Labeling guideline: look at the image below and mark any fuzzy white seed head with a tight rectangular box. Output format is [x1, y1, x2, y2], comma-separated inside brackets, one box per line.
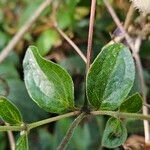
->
[130, 0, 150, 14]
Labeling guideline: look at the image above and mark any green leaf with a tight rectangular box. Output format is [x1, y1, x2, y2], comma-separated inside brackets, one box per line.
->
[7, 79, 49, 122]
[86, 43, 135, 110]
[119, 93, 142, 113]
[16, 132, 29, 150]
[36, 29, 61, 56]
[0, 96, 22, 125]
[102, 117, 127, 148]
[23, 46, 75, 114]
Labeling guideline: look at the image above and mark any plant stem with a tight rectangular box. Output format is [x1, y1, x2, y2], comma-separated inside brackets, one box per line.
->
[57, 112, 85, 150]
[83, 0, 97, 110]
[103, 0, 135, 51]
[144, 103, 150, 108]
[0, 125, 25, 132]
[28, 111, 80, 130]
[1, 111, 150, 132]
[86, 0, 96, 71]
[6, 123, 15, 150]
[55, 26, 87, 63]
[124, 4, 134, 30]
[134, 36, 150, 142]
[91, 111, 150, 121]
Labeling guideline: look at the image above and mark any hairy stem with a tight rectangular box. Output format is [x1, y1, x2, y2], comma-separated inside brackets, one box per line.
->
[0, 125, 26, 132]
[28, 111, 80, 130]
[55, 26, 87, 63]
[57, 112, 85, 150]
[1, 111, 150, 132]
[91, 111, 150, 121]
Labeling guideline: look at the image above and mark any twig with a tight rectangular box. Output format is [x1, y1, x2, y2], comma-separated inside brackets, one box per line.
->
[124, 4, 135, 30]
[0, 0, 53, 64]
[86, 0, 97, 71]
[6, 123, 15, 150]
[7, 131, 15, 150]
[55, 26, 87, 63]
[28, 111, 80, 130]
[57, 112, 86, 150]
[144, 103, 150, 108]
[1, 110, 150, 132]
[103, 0, 150, 143]
[51, 1, 87, 63]
[83, 0, 97, 110]
[134, 37, 150, 142]
[91, 111, 150, 121]
[103, 0, 135, 51]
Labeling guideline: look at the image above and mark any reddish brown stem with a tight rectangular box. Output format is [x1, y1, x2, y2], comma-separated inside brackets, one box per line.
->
[86, 0, 97, 71]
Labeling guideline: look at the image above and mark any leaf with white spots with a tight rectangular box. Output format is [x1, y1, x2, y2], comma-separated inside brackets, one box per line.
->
[23, 46, 75, 114]
[86, 43, 135, 110]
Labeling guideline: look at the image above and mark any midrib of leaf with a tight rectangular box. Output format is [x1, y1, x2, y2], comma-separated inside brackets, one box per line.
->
[102, 53, 124, 100]
[29, 50, 71, 109]
[29, 52, 55, 99]
[2, 109, 19, 123]
[38, 56, 71, 108]
[90, 46, 120, 108]
[102, 49, 134, 105]
[7, 105, 19, 123]
[1, 105, 20, 124]
[50, 69, 69, 106]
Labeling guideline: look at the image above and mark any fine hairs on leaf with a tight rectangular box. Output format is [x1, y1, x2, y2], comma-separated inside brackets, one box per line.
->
[102, 117, 127, 148]
[119, 93, 143, 113]
[86, 43, 135, 110]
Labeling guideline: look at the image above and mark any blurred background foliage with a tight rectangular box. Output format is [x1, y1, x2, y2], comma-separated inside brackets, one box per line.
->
[0, 0, 149, 149]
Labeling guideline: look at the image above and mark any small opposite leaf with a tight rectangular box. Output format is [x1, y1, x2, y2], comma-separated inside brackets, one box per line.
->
[102, 117, 127, 148]
[16, 132, 29, 150]
[119, 93, 142, 113]
[23, 46, 74, 114]
[0, 96, 22, 125]
[86, 43, 135, 110]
